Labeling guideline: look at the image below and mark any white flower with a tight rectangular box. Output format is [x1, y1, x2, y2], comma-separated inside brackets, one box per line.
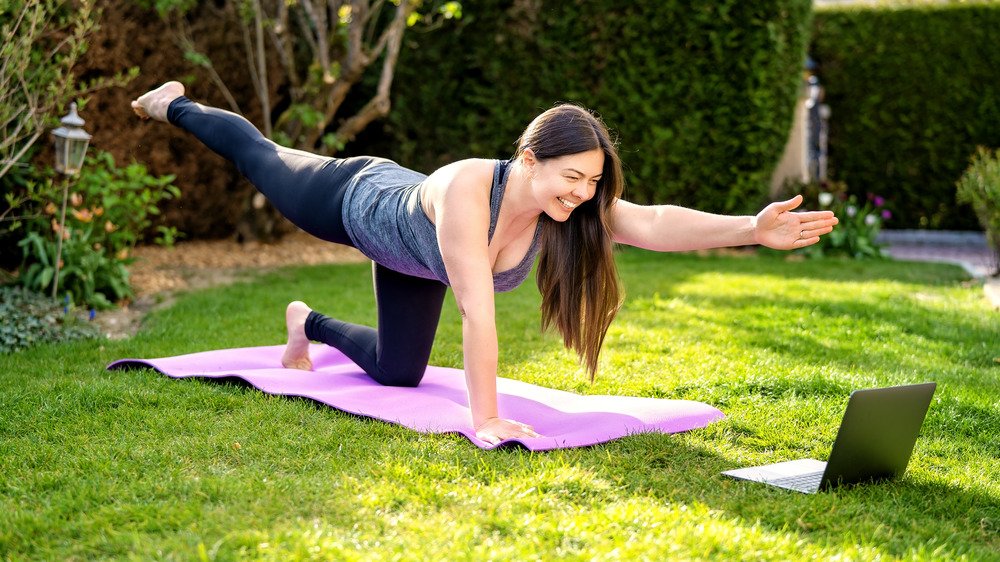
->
[846, 205, 857, 217]
[865, 214, 877, 226]
[818, 192, 834, 207]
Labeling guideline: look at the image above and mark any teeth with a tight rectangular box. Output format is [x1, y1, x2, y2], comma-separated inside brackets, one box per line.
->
[558, 197, 578, 209]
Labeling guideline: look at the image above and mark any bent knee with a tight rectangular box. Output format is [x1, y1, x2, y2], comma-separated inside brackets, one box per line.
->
[374, 366, 425, 388]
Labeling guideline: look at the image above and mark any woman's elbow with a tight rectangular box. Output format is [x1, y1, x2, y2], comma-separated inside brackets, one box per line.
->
[457, 302, 495, 326]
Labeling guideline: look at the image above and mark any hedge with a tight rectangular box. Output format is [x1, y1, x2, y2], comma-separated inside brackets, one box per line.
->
[356, 0, 812, 215]
[812, 1, 1000, 230]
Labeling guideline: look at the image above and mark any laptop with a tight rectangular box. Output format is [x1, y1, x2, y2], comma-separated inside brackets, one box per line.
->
[722, 382, 936, 493]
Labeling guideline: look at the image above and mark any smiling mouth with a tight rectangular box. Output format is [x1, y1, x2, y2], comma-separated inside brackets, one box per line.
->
[557, 197, 578, 210]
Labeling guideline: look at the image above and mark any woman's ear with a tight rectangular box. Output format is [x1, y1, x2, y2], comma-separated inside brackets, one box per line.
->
[521, 148, 537, 170]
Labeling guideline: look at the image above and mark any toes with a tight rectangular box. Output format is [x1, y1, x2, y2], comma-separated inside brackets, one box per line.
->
[130, 101, 149, 119]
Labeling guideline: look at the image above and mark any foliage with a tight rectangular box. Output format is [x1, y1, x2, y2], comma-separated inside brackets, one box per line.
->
[1, 254, 997, 559]
[360, 0, 812, 216]
[0, 0, 137, 269]
[785, 179, 891, 259]
[0, 285, 98, 354]
[811, 1, 1000, 229]
[956, 146, 1000, 262]
[0, 0, 137, 185]
[136, 0, 462, 241]
[13, 151, 180, 309]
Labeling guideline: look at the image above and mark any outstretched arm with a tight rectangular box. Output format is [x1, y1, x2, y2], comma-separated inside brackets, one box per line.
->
[611, 195, 838, 252]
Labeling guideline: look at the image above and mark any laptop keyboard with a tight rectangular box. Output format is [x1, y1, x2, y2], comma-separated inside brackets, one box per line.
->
[768, 471, 824, 493]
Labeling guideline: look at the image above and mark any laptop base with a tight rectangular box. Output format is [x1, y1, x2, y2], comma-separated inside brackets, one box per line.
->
[723, 459, 827, 494]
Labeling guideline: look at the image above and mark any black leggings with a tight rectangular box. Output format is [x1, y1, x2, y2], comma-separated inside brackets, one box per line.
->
[168, 97, 446, 387]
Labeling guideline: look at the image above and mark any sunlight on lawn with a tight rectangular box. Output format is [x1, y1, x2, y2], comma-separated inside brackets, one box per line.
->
[2, 252, 997, 560]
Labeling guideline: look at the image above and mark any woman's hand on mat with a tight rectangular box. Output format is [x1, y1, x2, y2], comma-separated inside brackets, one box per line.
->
[475, 417, 541, 445]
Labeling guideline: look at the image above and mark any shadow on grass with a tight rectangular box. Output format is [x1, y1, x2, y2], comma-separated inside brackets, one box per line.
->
[569, 434, 1000, 559]
[77, 253, 995, 557]
[143, 371, 999, 559]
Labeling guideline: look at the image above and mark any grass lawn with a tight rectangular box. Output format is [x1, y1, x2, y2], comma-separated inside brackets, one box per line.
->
[2, 249, 998, 560]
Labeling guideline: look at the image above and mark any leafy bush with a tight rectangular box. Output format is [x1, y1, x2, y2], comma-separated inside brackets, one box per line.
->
[812, 2, 1000, 229]
[785, 179, 891, 259]
[0, 0, 136, 184]
[956, 147, 1000, 261]
[0, 285, 98, 354]
[12, 151, 180, 309]
[1, 0, 135, 268]
[360, 0, 812, 215]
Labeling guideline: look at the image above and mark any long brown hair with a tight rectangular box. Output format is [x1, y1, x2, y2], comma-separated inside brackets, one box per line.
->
[514, 104, 625, 380]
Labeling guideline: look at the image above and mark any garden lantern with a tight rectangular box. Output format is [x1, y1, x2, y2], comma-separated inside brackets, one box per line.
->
[50, 102, 91, 299]
[51, 103, 91, 176]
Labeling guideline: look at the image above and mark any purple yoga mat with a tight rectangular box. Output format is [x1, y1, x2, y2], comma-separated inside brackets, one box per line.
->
[108, 344, 724, 451]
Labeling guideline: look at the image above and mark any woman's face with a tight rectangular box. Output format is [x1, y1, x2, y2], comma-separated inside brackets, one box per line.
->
[526, 148, 605, 222]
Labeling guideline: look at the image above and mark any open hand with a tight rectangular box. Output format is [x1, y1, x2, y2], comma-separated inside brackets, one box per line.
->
[475, 417, 541, 445]
[754, 195, 839, 250]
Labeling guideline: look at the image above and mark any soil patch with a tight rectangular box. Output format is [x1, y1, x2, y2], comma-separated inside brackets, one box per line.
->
[95, 232, 367, 340]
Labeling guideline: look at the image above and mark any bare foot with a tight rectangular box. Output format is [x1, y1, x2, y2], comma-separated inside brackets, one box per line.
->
[281, 301, 313, 371]
[131, 81, 185, 122]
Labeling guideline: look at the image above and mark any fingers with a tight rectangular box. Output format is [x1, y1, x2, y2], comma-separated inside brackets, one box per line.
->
[475, 418, 542, 446]
[794, 210, 838, 222]
[519, 423, 541, 438]
[775, 194, 803, 212]
[794, 236, 822, 248]
[799, 223, 836, 239]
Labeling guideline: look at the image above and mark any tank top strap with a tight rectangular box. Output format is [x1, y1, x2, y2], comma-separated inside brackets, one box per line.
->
[487, 159, 511, 243]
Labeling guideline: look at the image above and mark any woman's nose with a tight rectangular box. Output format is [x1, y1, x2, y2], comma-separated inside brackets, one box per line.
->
[572, 185, 592, 201]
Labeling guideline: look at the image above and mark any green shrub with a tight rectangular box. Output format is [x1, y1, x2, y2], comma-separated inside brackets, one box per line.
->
[0, 0, 136, 185]
[0, 285, 98, 354]
[811, 1, 1000, 229]
[359, 0, 811, 215]
[782, 179, 890, 259]
[13, 151, 180, 309]
[956, 147, 1000, 257]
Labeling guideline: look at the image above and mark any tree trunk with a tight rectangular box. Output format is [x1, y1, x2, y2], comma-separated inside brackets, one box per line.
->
[163, 0, 434, 243]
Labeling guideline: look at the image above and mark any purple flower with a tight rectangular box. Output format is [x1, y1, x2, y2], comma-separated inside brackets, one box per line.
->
[881, 210, 892, 220]
[874, 196, 885, 207]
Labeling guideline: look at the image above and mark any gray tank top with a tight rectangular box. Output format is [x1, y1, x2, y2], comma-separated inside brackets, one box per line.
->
[342, 159, 543, 292]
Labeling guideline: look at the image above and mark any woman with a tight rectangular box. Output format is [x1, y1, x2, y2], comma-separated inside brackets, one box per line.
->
[132, 82, 838, 445]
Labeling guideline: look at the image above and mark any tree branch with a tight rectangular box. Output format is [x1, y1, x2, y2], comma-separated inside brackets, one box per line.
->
[300, 0, 332, 83]
[267, 0, 300, 96]
[0, 130, 41, 181]
[252, 0, 271, 137]
[364, 0, 387, 48]
[345, 0, 370, 76]
[330, 0, 411, 147]
[171, 18, 243, 114]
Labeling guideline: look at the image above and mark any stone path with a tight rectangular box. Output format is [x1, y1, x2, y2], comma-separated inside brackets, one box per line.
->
[879, 230, 996, 278]
[878, 230, 998, 310]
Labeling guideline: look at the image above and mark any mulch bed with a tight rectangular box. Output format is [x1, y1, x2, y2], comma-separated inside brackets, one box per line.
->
[95, 231, 367, 340]
[129, 231, 367, 297]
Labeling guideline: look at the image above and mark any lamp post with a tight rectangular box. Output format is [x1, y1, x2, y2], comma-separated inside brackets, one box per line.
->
[51, 102, 92, 299]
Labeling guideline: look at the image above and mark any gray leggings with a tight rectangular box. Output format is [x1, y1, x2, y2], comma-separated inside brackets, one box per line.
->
[168, 97, 445, 386]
